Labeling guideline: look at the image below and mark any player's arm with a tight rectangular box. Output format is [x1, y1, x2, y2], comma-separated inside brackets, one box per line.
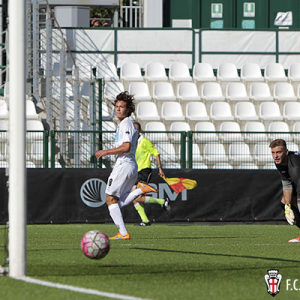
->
[282, 180, 295, 225]
[155, 154, 165, 177]
[281, 178, 293, 204]
[95, 142, 131, 159]
[282, 189, 293, 205]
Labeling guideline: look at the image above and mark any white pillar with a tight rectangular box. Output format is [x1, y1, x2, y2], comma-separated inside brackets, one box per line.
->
[8, 0, 27, 277]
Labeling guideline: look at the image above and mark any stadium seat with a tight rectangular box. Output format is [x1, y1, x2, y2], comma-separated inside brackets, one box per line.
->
[66, 100, 84, 121]
[212, 163, 233, 169]
[52, 62, 60, 77]
[120, 62, 143, 82]
[228, 142, 253, 164]
[136, 102, 160, 121]
[176, 82, 200, 101]
[249, 82, 274, 102]
[0, 100, 8, 119]
[128, 82, 152, 101]
[237, 163, 259, 170]
[264, 63, 287, 82]
[80, 81, 91, 100]
[240, 63, 264, 82]
[189, 144, 203, 163]
[0, 160, 8, 168]
[73, 63, 94, 80]
[169, 62, 192, 82]
[234, 102, 259, 121]
[292, 122, 300, 143]
[26, 120, 44, 140]
[186, 102, 209, 121]
[203, 143, 228, 163]
[259, 102, 283, 121]
[101, 102, 112, 121]
[286, 142, 299, 152]
[144, 62, 168, 82]
[154, 142, 178, 163]
[244, 121, 267, 142]
[200, 82, 225, 102]
[178, 143, 203, 166]
[225, 82, 249, 102]
[169, 121, 191, 141]
[253, 143, 273, 165]
[193, 162, 208, 169]
[263, 163, 276, 170]
[297, 85, 300, 100]
[217, 63, 240, 82]
[273, 82, 297, 102]
[194, 121, 218, 142]
[219, 121, 243, 142]
[161, 102, 185, 121]
[144, 121, 169, 142]
[268, 121, 293, 141]
[193, 62, 216, 82]
[288, 63, 300, 83]
[210, 102, 234, 121]
[26, 100, 39, 120]
[153, 82, 176, 101]
[26, 161, 36, 168]
[96, 62, 119, 81]
[29, 140, 45, 165]
[103, 81, 125, 101]
[102, 121, 116, 142]
[283, 102, 300, 121]
[0, 142, 6, 161]
[0, 119, 8, 142]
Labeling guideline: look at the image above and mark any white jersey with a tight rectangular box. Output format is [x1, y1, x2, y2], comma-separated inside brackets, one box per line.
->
[114, 117, 138, 166]
[105, 117, 138, 198]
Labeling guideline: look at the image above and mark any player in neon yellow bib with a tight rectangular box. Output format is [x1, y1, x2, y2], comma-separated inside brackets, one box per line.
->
[133, 122, 170, 226]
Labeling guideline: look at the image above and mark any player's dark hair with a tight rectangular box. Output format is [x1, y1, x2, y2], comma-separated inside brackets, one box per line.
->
[114, 91, 135, 116]
[133, 121, 141, 133]
[269, 139, 287, 149]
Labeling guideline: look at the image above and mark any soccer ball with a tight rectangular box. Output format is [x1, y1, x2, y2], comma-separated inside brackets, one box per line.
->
[81, 230, 110, 259]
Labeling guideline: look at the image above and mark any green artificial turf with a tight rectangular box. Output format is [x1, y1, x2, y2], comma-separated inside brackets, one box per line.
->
[1, 224, 300, 300]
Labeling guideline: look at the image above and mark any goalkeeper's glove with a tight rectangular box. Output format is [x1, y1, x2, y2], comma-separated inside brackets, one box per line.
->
[285, 204, 295, 225]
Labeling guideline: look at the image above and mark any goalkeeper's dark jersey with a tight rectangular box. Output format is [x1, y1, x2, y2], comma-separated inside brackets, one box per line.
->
[275, 151, 300, 198]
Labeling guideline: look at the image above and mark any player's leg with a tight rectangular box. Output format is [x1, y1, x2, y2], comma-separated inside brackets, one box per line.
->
[106, 195, 130, 239]
[144, 195, 171, 211]
[105, 164, 134, 240]
[133, 169, 152, 225]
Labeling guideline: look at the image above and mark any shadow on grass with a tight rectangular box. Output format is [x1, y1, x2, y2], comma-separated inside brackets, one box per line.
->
[28, 246, 300, 277]
[134, 247, 300, 264]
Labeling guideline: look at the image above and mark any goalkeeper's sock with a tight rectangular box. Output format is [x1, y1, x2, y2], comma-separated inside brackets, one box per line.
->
[145, 196, 164, 206]
[134, 203, 150, 223]
[108, 203, 127, 235]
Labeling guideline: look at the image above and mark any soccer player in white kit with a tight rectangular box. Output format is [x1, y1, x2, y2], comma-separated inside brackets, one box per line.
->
[95, 92, 157, 240]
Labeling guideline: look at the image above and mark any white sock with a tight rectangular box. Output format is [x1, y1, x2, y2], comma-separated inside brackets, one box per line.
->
[108, 203, 127, 235]
[119, 188, 142, 208]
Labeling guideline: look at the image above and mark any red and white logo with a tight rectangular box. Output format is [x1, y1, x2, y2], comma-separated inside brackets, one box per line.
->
[265, 270, 282, 296]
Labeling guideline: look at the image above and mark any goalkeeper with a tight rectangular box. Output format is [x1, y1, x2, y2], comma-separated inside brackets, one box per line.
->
[270, 139, 300, 242]
[133, 122, 170, 226]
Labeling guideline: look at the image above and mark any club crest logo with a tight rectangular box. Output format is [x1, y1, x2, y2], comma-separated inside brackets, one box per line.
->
[264, 270, 282, 297]
[80, 178, 106, 208]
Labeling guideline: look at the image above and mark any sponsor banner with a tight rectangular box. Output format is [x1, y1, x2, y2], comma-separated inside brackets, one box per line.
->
[0, 169, 284, 224]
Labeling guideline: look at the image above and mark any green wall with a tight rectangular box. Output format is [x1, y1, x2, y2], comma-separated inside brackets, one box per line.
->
[168, 0, 300, 29]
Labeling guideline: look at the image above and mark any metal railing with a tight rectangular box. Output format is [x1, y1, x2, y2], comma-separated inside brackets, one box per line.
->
[0, 130, 297, 169]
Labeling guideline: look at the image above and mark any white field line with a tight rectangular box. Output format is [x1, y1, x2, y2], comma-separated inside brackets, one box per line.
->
[14, 276, 150, 300]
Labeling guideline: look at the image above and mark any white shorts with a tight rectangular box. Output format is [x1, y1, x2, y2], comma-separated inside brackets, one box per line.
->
[105, 161, 138, 200]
